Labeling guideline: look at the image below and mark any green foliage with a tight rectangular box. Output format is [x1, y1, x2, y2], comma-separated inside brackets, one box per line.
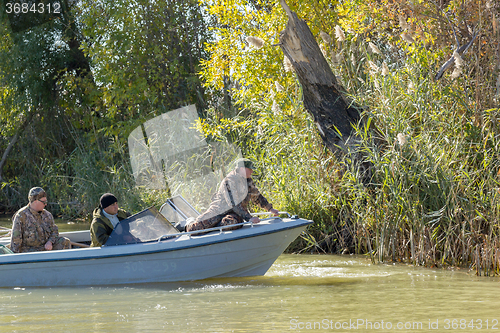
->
[199, 0, 500, 273]
[0, 8, 65, 136]
[0, 0, 211, 217]
[77, 0, 210, 135]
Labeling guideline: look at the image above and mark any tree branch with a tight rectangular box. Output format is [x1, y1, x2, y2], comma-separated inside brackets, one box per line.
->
[435, 29, 479, 80]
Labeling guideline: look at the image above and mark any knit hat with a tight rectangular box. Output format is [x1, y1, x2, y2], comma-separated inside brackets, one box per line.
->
[28, 187, 46, 202]
[233, 158, 255, 170]
[100, 193, 118, 209]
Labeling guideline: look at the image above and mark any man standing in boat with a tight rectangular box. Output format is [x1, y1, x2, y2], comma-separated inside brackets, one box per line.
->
[90, 193, 131, 247]
[186, 158, 279, 232]
[10, 187, 71, 253]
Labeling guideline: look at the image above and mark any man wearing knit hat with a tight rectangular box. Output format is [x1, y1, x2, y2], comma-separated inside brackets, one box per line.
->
[186, 158, 279, 232]
[90, 193, 131, 247]
[10, 187, 71, 253]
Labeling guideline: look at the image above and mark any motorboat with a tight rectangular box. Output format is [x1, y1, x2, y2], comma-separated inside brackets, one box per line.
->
[0, 196, 312, 287]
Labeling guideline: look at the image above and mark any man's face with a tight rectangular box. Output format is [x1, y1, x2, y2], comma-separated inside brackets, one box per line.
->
[243, 167, 253, 178]
[104, 202, 119, 215]
[31, 196, 48, 211]
[237, 166, 253, 178]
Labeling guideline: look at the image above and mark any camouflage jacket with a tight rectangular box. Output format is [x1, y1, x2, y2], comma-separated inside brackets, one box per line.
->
[197, 170, 273, 222]
[90, 207, 130, 247]
[10, 205, 59, 253]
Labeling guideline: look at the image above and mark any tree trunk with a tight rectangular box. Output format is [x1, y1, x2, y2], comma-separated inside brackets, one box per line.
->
[278, 0, 377, 182]
[0, 112, 33, 184]
[0, 133, 19, 183]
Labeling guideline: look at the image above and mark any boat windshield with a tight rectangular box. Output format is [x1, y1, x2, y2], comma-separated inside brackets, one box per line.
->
[0, 244, 13, 255]
[104, 207, 179, 246]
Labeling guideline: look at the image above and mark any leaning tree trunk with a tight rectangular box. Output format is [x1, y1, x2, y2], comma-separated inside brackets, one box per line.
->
[0, 112, 34, 184]
[278, 0, 378, 183]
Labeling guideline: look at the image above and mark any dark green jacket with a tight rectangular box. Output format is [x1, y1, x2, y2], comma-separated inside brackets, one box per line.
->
[90, 207, 130, 247]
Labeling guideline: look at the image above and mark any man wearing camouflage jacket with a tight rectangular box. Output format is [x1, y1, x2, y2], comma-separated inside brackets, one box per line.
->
[10, 187, 71, 253]
[186, 158, 279, 232]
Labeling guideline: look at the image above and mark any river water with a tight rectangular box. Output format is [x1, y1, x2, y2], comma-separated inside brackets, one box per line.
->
[1, 216, 499, 332]
[1, 253, 499, 332]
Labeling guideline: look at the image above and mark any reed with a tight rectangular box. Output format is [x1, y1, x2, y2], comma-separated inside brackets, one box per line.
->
[201, 33, 500, 275]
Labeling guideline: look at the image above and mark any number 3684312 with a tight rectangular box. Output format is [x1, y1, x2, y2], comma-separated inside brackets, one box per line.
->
[5, 2, 61, 14]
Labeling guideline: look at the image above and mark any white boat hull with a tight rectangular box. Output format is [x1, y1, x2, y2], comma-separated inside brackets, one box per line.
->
[0, 218, 312, 287]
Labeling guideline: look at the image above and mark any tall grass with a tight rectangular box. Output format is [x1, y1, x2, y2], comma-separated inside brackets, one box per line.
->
[202, 35, 500, 275]
[347, 46, 500, 275]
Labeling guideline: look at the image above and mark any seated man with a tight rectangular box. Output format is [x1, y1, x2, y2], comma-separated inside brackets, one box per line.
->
[10, 187, 71, 253]
[186, 158, 279, 232]
[90, 193, 131, 247]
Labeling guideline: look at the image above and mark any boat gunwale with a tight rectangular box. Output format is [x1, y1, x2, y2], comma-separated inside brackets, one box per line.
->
[0, 218, 313, 266]
[155, 215, 282, 241]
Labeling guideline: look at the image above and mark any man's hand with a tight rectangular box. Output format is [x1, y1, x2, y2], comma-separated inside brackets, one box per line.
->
[269, 208, 279, 216]
[44, 240, 53, 251]
[249, 217, 261, 224]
